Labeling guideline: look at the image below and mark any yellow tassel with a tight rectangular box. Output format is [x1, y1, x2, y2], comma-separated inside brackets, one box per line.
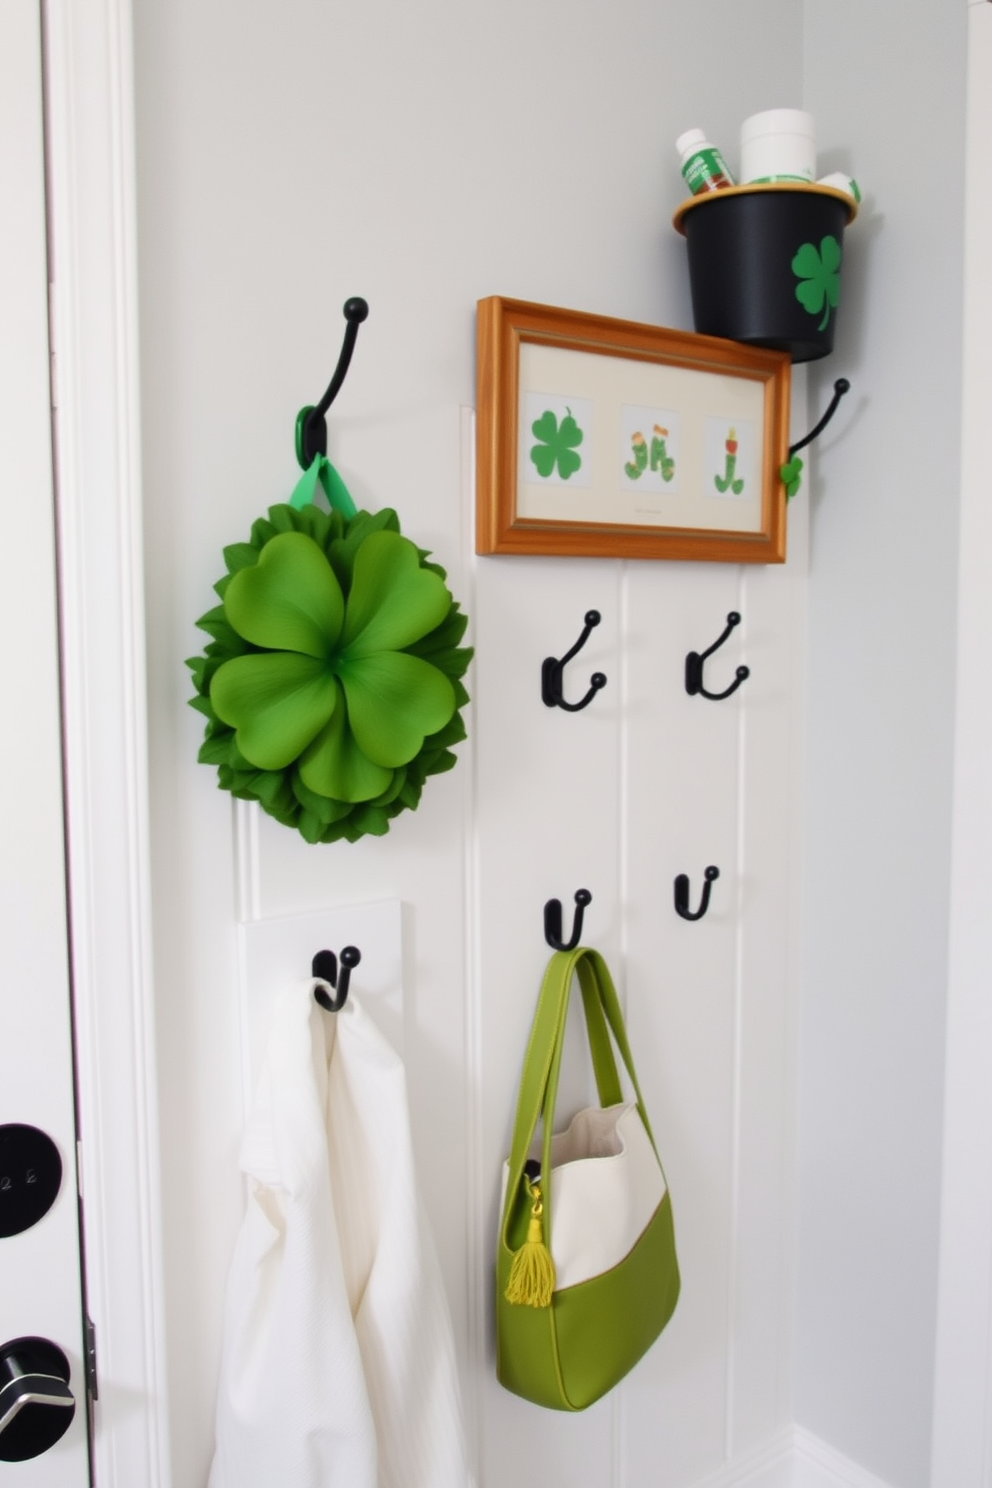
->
[505, 1183, 556, 1308]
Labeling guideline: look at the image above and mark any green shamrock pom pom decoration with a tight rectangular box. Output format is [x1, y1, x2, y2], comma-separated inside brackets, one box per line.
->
[780, 455, 803, 499]
[187, 427, 472, 845]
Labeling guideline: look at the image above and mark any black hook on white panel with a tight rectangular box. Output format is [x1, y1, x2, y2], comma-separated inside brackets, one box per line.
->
[674, 866, 719, 922]
[544, 889, 592, 951]
[542, 611, 607, 712]
[312, 946, 362, 1011]
[685, 612, 749, 701]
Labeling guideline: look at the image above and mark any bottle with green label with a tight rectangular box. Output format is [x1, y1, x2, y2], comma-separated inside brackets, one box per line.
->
[676, 128, 735, 196]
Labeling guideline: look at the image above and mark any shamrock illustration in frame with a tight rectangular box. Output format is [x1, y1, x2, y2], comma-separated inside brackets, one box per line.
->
[477, 297, 791, 563]
[520, 393, 594, 490]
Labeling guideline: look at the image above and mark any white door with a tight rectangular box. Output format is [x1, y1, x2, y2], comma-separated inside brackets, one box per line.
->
[0, 0, 90, 1481]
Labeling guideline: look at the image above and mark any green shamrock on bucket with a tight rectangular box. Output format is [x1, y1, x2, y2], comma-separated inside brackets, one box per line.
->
[187, 501, 472, 844]
[530, 408, 583, 480]
[792, 235, 842, 331]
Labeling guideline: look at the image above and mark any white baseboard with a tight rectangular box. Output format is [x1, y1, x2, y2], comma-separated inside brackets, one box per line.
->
[792, 1429, 894, 1488]
[687, 1429, 794, 1488]
[686, 1427, 894, 1488]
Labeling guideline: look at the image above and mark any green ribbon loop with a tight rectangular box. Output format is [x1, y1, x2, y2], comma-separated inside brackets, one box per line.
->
[289, 456, 358, 519]
[291, 404, 358, 519]
[318, 458, 358, 519]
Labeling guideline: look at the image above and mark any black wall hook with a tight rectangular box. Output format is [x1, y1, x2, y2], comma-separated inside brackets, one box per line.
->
[674, 866, 719, 921]
[685, 613, 749, 700]
[299, 297, 370, 467]
[312, 945, 362, 1011]
[789, 377, 850, 459]
[544, 889, 592, 951]
[542, 611, 607, 712]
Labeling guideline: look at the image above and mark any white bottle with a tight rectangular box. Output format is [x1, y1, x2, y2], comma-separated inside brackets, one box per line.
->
[675, 129, 735, 196]
[740, 109, 816, 184]
[817, 171, 861, 204]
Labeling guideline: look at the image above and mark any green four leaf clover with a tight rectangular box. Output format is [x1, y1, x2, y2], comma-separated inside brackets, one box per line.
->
[530, 407, 583, 480]
[792, 235, 842, 331]
[209, 529, 456, 804]
[187, 500, 473, 846]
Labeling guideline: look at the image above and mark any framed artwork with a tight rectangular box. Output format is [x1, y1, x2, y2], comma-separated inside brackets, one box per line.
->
[476, 297, 792, 563]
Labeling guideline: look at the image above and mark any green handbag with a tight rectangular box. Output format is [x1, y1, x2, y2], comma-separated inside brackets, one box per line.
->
[496, 946, 680, 1410]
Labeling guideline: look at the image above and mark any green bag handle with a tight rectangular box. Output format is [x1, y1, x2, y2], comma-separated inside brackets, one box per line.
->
[501, 947, 660, 1256]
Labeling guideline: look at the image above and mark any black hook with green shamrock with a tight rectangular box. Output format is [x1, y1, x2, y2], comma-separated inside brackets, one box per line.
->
[779, 377, 851, 499]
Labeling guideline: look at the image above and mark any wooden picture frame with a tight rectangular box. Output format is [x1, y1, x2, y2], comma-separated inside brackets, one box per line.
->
[476, 296, 792, 563]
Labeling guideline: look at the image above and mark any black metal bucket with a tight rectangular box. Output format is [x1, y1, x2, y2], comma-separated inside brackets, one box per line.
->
[674, 184, 856, 363]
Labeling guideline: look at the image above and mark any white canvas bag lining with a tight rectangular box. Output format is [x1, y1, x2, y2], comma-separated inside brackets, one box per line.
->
[501, 1102, 666, 1291]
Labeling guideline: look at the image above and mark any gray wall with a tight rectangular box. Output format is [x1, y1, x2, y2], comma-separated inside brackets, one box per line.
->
[796, 4, 967, 1484]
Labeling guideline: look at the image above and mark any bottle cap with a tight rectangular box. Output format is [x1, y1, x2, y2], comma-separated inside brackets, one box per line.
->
[741, 108, 815, 142]
[675, 129, 707, 157]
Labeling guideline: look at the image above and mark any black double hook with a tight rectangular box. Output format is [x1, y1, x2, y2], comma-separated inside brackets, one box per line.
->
[544, 889, 592, 951]
[788, 377, 851, 459]
[542, 611, 607, 712]
[298, 297, 370, 468]
[674, 866, 719, 921]
[685, 613, 749, 701]
[312, 945, 362, 1012]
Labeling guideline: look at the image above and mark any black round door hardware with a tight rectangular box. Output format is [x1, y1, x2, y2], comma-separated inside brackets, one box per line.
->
[542, 611, 607, 712]
[685, 612, 750, 701]
[544, 889, 592, 951]
[0, 1337, 75, 1461]
[674, 865, 720, 921]
[0, 1125, 62, 1239]
[312, 945, 362, 1012]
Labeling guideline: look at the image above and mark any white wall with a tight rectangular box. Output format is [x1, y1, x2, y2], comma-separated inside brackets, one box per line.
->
[932, 9, 992, 1486]
[796, 5, 967, 1486]
[133, 3, 808, 1486]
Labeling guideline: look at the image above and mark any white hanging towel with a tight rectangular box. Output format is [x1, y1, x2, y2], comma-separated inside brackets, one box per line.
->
[209, 980, 471, 1488]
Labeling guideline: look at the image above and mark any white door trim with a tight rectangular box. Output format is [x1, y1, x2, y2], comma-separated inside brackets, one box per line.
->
[34, 4, 992, 1486]
[931, 5, 992, 1487]
[44, 0, 170, 1482]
